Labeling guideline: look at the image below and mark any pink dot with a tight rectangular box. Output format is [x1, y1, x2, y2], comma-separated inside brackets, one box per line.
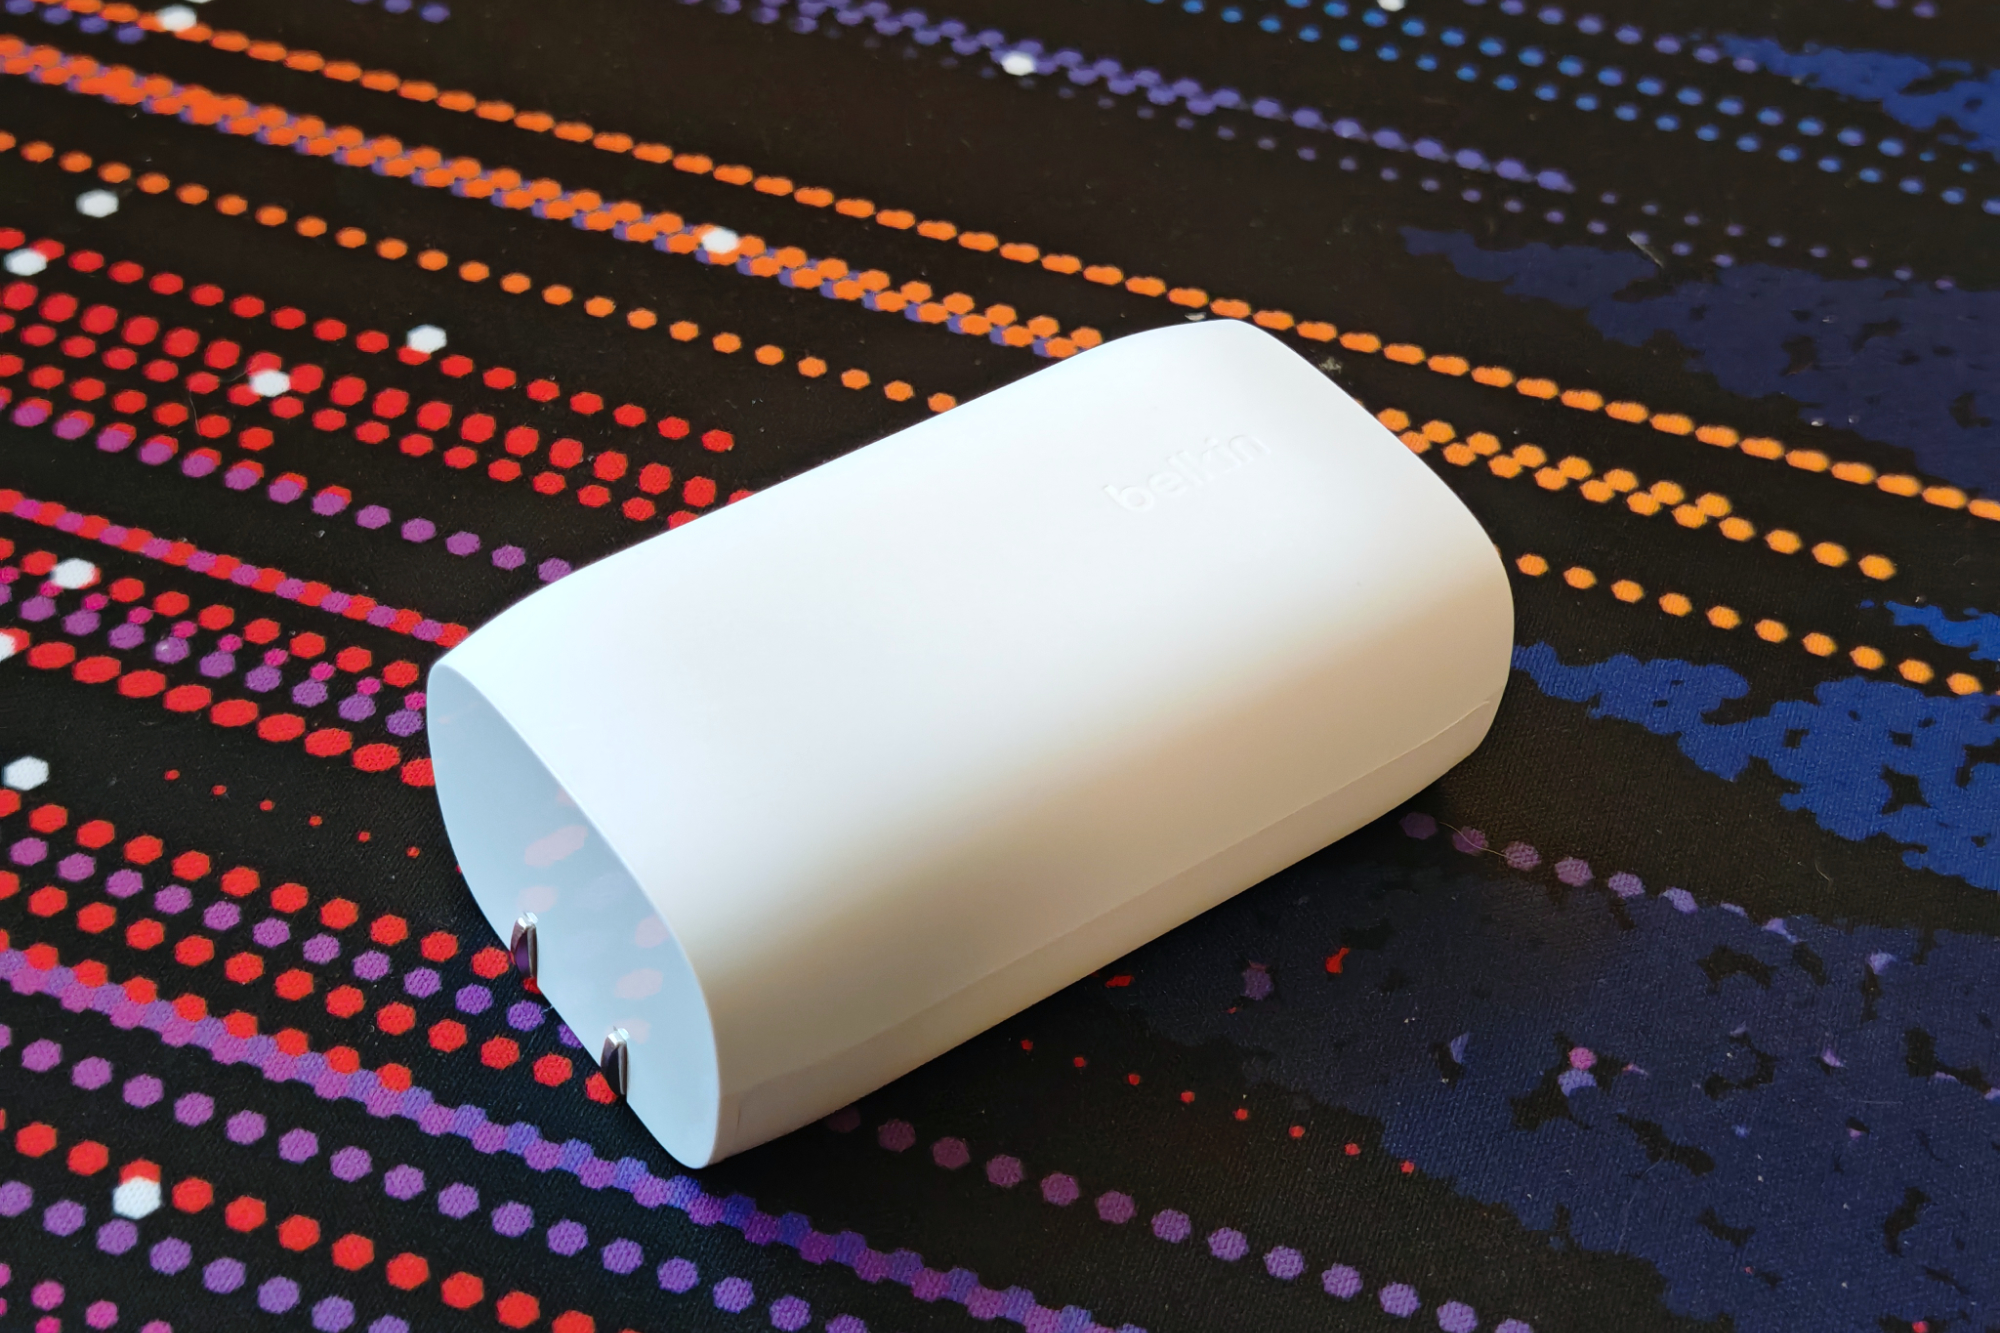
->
[1569, 1047, 1596, 1071]
[985, 1155, 1023, 1188]
[1451, 828, 1487, 854]
[1040, 1173, 1080, 1207]
[931, 1137, 970, 1170]
[1398, 812, 1436, 839]
[876, 1121, 915, 1153]
[87, 1300, 119, 1329]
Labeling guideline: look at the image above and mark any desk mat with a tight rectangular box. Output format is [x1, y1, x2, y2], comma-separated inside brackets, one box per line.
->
[0, 0, 1995, 1329]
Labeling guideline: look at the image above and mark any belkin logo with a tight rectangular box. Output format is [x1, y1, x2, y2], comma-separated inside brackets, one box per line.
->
[1104, 435, 1272, 511]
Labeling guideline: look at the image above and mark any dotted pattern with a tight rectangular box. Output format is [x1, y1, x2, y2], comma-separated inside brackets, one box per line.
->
[837, 1108, 1536, 1332]
[1118, 0, 1992, 210]
[0, 943, 1138, 1333]
[0, 230, 739, 526]
[0, 39, 960, 413]
[104, 7, 2000, 511]
[1512, 551, 1989, 696]
[1381, 408, 1904, 578]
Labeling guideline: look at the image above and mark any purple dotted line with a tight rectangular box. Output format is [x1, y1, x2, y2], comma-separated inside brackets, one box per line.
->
[13, 1029, 849, 1333]
[756, 0, 1578, 194]
[0, 1179, 389, 1332]
[1, 949, 1141, 1333]
[0, 476, 461, 643]
[0, 383, 573, 588]
[852, 1111, 1528, 1332]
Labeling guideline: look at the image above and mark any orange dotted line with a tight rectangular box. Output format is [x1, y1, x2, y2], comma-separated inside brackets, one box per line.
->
[0, 48, 960, 412]
[1514, 553, 1989, 696]
[118, 1, 2000, 519]
[1381, 409, 1897, 581]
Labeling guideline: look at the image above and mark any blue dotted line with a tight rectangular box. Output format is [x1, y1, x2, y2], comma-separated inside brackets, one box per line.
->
[1139, 0, 1996, 212]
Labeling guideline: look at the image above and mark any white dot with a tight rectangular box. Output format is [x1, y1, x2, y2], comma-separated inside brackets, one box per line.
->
[113, 1177, 162, 1220]
[76, 190, 120, 219]
[1000, 51, 1037, 76]
[4, 756, 50, 791]
[405, 324, 448, 354]
[3, 248, 48, 277]
[50, 558, 99, 590]
[1378, 0, 1405, 9]
[249, 368, 293, 397]
[156, 4, 197, 29]
[699, 226, 740, 254]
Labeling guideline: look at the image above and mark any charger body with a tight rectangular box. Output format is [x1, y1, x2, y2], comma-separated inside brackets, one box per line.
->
[430, 320, 1513, 1165]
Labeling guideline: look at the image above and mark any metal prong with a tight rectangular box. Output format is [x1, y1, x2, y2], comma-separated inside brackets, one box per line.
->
[600, 1027, 631, 1101]
[510, 912, 539, 979]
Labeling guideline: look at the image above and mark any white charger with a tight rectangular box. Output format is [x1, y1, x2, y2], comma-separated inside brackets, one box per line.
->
[430, 319, 1512, 1165]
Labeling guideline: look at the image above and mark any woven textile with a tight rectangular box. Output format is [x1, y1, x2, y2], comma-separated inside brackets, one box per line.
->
[1, 1, 1996, 1330]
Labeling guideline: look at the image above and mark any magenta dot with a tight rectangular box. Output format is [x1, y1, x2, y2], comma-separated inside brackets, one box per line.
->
[1151, 1209, 1191, 1243]
[226, 1110, 266, 1145]
[1554, 857, 1593, 886]
[150, 1238, 191, 1275]
[445, 531, 481, 556]
[1608, 871, 1644, 898]
[1450, 828, 1487, 854]
[22, 1039, 62, 1072]
[985, 1155, 1023, 1188]
[876, 1120, 915, 1153]
[86, 1299, 118, 1329]
[1502, 841, 1540, 870]
[491, 545, 526, 571]
[491, 1202, 533, 1237]
[1399, 811, 1436, 839]
[173, 1092, 213, 1127]
[31, 1280, 62, 1311]
[1495, 1321, 1534, 1333]
[279, 1129, 319, 1163]
[1438, 1299, 1479, 1332]
[1040, 1173, 1080, 1207]
[1265, 1246, 1305, 1280]
[1096, 1191, 1135, 1224]
[658, 1258, 698, 1293]
[769, 1295, 811, 1331]
[712, 1277, 753, 1312]
[1568, 1047, 1596, 1071]
[437, 1183, 478, 1218]
[355, 504, 391, 529]
[1208, 1227, 1248, 1261]
[44, 1200, 85, 1236]
[1323, 1264, 1362, 1299]
[931, 1137, 970, 1169]
[383, 1165, 425, 1200]
[329, 1147, 372, 1181]
[1380, 1282, 1421, 1317]
[822, 1107, 860, 1133]
[71, 1057, 112, 1090]
[601, 1239, 642, 1274]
